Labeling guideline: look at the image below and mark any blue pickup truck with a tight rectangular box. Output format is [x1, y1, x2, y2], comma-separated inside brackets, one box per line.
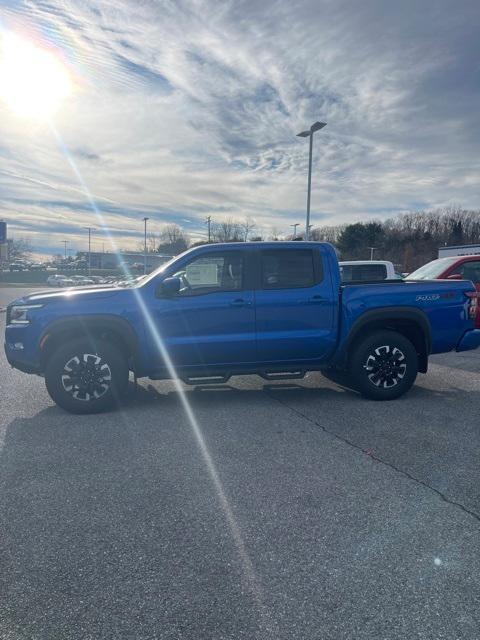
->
[5, 242, 480, 413]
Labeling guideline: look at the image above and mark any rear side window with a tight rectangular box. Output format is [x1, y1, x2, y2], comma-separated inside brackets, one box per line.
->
[459, 261, 480, 283]
[341, 264, 387, 282]
[261, 250, 317, 289]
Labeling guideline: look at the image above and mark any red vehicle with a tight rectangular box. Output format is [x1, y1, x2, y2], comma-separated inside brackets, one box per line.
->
[406, 255, 480, 327]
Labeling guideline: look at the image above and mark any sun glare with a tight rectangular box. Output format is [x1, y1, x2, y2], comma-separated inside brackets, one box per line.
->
[0, 32, 71, 118]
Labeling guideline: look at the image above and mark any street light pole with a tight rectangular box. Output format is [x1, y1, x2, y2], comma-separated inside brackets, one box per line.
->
[61, 240, 68, 259]
[306, 132, 313, 240]
[297, 121, 327, 241]
[143, 217, 149, 275]
[368, 247, 376, 260]
[290, 223, 300, 239]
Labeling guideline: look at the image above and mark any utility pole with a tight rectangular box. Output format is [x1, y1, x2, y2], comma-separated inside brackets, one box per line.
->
[61, 240, 68, 259]
[143, 217, 149, 275]
[290, 223, 300, 239]
[84, 227, 95, 275]
[206, 215, 212, 243]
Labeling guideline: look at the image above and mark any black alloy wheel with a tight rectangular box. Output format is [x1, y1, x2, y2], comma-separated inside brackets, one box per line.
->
[349, 330, 418, 400]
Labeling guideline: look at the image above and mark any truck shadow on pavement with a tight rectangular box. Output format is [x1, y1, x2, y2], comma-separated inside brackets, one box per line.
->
[2, 379, 480, 639]
[120, 374, 454, 413]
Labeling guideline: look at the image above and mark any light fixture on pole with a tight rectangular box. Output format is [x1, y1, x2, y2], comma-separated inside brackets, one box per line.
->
[143, 217, 149, 275]
[83, 227, 95, 275]
[296, 121, 327, 241]
[290, 223, 300, 239]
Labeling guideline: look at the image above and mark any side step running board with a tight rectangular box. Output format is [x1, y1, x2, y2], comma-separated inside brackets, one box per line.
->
[182, 374, 231, 385]
[259, 370, 305, 381]
[151, 370, 307, 385]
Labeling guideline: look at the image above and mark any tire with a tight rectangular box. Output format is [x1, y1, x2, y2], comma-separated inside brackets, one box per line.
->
[349, 330, 418, 401]
[45, 337, 129, 414]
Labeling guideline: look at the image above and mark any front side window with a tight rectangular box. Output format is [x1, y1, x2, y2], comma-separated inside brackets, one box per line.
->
[172, 252, 243, 295]
[261, 250, 316, 289]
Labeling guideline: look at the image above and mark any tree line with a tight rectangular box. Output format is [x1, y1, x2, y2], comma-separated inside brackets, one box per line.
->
[149, 207, 480, 271]
[311, 206, 480, 270]
[8, 206, 480, 272]
[141, 217, 262, 255]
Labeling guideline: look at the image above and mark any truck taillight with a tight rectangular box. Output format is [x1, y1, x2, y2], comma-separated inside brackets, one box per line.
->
[466, 292, 479, 319]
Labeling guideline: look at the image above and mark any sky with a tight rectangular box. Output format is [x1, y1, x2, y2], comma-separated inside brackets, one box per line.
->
[0, 0, 479, 257]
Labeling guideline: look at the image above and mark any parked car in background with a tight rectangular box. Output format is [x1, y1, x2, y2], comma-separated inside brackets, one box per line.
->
[9, 261, 29, 272]
[70, 276, 95, 286]
[63, 259, 88, 270]
[47, 274, 75, 287]
[406, 255, 480, 327]
[47, 274, 65, 287]
[28, 262, 46, 271]
[339, 260, 401, 282]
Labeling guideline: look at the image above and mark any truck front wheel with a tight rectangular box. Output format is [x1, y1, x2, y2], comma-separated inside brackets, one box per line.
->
[349, 330, 418, 400]
[45, 337, 129, 414]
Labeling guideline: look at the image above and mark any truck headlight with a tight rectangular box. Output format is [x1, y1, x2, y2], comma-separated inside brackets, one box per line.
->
[9, 304, 43, 324]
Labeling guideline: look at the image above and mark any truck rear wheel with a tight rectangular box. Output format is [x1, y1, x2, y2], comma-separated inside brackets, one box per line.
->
[349, 330, 418, 400]
[45, 337, 129, 414]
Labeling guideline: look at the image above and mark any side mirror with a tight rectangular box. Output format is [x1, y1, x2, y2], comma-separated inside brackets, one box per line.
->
[447, 273, 463, 280]
[157, 276, 181, 297]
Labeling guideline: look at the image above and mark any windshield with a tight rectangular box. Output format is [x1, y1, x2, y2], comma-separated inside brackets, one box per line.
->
[137, 253, 187, 286]
[405, 257, 460, 280]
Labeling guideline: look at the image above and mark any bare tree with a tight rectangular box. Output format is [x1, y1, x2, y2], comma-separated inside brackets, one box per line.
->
[239, 217, 256, 242]
[138, 233, 159, 253]
[157, 224, 190, 255]
[9, 237, 32, 261]
[212, 219, 243, 243]
[310, 224, 346, 244]
[269, 226, 282, 241]
[147, 232, 158, 253]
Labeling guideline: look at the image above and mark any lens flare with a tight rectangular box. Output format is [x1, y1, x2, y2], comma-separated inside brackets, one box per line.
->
[49, 123, 274, 634]
[0, 32, 71, 118]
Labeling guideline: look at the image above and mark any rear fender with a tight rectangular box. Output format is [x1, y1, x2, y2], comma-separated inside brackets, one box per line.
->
[337, 307, 432, 373]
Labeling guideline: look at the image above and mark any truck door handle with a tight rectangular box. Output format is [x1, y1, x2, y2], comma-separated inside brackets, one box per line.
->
[229, 298, 251, 307]
[308, 295, 323, 303]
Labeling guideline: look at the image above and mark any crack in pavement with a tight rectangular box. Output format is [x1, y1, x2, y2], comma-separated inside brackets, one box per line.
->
[266, 391, 480, 525]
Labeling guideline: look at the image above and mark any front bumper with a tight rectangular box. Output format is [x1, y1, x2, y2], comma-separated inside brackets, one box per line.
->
[4, 346, 41, 373]
[456, 329, 480, 352]
[4, 321, 42, 374]
[4, 342, 41, 373]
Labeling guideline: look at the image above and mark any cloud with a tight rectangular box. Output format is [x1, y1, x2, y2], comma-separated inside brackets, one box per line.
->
[0, 0, 479, 255]
[72, 147, 100, 161]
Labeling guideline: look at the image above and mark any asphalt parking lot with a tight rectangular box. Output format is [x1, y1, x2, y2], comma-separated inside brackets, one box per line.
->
[1, 299, 480, 639]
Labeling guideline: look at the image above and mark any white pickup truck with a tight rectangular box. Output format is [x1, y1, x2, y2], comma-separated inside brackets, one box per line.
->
[339, 260, 400, 282]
